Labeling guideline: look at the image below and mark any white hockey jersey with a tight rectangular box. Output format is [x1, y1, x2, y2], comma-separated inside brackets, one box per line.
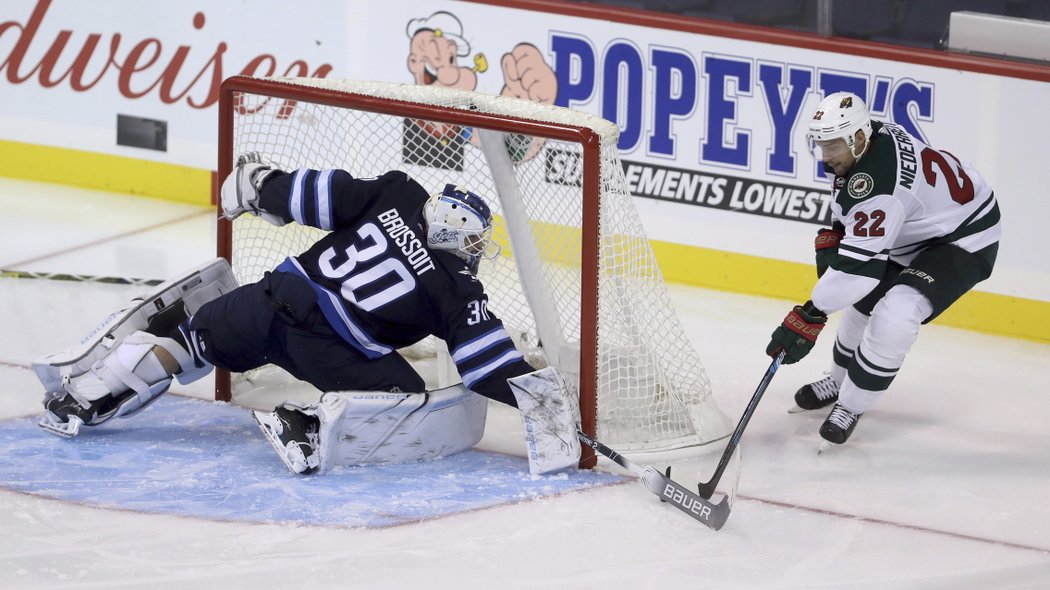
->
[811, 121, 1001, 314]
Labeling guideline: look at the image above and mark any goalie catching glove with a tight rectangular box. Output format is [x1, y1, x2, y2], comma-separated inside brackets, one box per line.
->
[220, 152, 285, 226]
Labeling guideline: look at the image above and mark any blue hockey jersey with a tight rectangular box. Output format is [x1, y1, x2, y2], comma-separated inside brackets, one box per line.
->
[257, 168, 532, 405]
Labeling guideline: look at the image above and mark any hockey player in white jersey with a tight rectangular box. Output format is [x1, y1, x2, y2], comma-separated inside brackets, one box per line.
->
[33, 155, 581, 477]
[766, 92, 1001, 445]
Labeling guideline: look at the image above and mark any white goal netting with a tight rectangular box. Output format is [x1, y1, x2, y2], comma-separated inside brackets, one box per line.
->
[220, 76, 731, 452]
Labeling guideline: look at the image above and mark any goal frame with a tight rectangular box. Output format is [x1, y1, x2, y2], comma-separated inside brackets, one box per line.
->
[214, 75, 602, 467]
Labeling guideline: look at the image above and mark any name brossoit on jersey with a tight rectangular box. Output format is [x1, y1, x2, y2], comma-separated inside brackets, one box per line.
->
[255, 168, 533, 404]
[811, 121, 1001, 314]
[377, 208, 435, 276]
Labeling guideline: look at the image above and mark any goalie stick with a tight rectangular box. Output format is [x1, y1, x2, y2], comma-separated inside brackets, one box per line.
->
[695, 351, 786, 499]
[577, 429, 730, 531]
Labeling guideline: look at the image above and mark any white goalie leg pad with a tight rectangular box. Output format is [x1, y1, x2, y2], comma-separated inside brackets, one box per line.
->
[77, 332, 177, 415]
[31, 257, 236, 394]
[314, 385, 487, 473]
[107, 331, 210, 416]
[47, 330, 199, 412]
[509, 367, 582, 475]
[38, 332, 181, 437]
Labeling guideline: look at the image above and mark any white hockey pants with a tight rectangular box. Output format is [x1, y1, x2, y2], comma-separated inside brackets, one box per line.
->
[831, 285, 933, 414]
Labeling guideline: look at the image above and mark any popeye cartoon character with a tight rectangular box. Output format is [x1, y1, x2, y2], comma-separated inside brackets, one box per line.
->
[403, 11, 557, 168]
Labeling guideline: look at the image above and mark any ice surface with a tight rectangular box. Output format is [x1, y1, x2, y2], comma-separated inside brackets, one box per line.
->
[0, 396, 624, 528]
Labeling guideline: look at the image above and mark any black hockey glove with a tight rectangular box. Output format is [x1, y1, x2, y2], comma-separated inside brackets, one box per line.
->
[814, 221, 845, 278]
[766, 300, 827, 364]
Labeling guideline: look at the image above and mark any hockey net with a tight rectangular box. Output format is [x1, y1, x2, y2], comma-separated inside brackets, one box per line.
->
[216, 76, 731, 456]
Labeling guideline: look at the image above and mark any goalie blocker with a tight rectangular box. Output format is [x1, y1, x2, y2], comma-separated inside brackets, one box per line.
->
[252, 366, 582, 476]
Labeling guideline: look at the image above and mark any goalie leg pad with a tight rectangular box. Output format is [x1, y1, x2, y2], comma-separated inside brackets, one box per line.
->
[253, 385, 488, 474]
[38, 332, 181, 437]
[509, 367, 582, 475]
[321, 385, 487, 472]
[34, 259, 235, 438]
[32, 257, 237, 394]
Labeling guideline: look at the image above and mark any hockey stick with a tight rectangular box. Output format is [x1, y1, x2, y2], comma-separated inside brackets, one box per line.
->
[578, 429, 731, 531]
[696, 350, 786, 499]
[0, 269, 164, 287]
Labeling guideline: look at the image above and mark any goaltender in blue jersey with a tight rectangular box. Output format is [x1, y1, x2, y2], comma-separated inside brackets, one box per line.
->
[33, 154, 581, 477]
[212, 163, 533, 404]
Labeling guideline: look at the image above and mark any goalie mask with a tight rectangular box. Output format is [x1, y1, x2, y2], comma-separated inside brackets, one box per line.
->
[424, 183, 498, 274]
[807, 92, 873, 162]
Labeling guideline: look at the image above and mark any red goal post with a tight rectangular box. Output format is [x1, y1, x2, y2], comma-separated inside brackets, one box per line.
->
[215, 76, 731, 465]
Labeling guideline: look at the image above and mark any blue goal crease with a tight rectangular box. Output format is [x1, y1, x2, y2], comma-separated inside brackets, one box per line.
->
[0, 395, 627, 528]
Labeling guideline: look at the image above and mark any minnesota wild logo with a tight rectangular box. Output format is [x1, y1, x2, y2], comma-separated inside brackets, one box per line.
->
[847, 173, 874, 198]
[840, 96, 853, 108]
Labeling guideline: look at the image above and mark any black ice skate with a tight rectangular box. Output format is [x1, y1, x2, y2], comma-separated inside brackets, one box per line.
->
[819, 402, 862, 445]
[39, 388, 134, 438]
[793, 375, 839, 411]
[40, 393, 99, 437]
[252, 403, 321, 474]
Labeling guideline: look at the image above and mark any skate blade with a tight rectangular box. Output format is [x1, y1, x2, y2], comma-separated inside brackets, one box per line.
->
[38, 415, 83, 438]
[788, 404, 809, 414]
[816, 440, 834, 455]
[251, 410, 308, 475]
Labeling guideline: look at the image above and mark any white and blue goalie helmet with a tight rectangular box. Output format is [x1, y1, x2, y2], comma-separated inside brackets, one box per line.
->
[424, 183, 499, 274]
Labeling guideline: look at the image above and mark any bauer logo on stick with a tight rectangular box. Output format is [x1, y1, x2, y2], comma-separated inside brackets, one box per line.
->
[663, 483, 713, 520]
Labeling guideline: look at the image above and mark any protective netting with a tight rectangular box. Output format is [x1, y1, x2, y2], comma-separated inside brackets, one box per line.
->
[223, 77, 731, 452]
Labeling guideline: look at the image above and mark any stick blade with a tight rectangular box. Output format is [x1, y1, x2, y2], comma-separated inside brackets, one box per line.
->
[641, 467, 731, 531]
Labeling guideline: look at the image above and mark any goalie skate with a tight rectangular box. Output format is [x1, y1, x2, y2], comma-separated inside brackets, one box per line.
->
[31, 258, 238, 395]
[38, 377, 166, 438]
[252, 403, 321, 474]
[38, 411, 85, 438]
